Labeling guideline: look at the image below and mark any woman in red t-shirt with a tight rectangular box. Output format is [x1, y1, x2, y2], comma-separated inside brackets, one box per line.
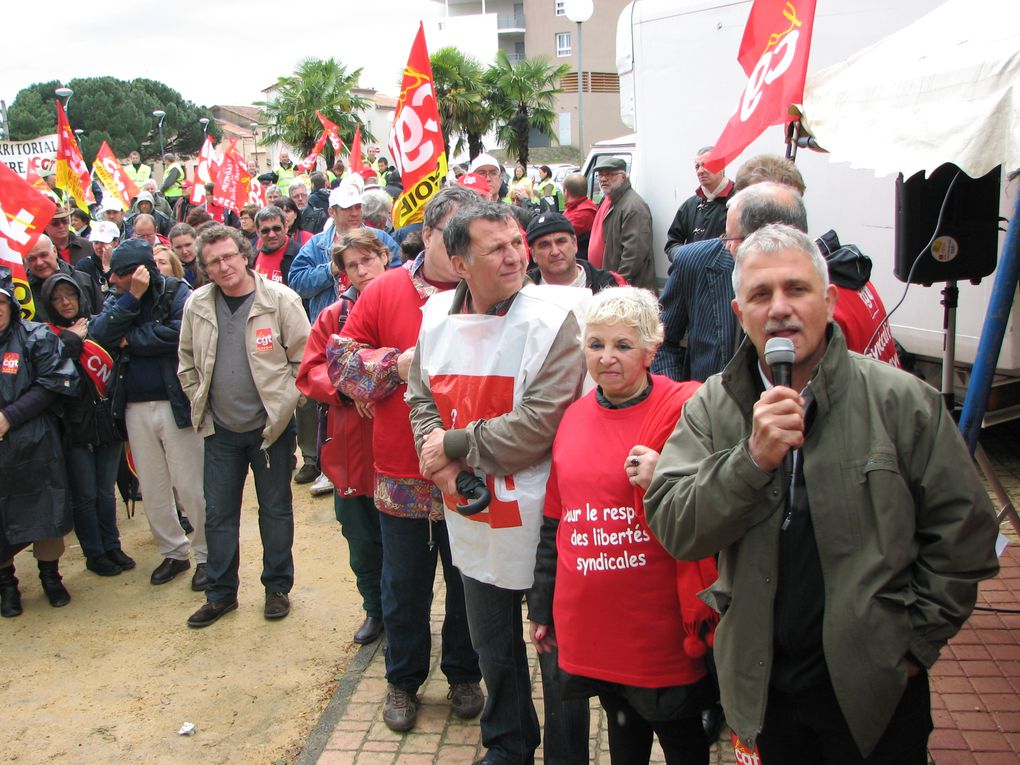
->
[530, 286, 718, 765]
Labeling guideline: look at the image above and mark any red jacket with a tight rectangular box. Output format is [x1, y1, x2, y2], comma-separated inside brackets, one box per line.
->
[564, 195, 598, 238]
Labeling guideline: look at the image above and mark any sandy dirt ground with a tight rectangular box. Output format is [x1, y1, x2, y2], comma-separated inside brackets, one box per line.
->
[0, 476, 363, 765]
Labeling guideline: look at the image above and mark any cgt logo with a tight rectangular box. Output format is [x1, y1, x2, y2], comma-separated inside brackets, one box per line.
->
[1, 352, 19, 374]
[254, 327, 274, 352]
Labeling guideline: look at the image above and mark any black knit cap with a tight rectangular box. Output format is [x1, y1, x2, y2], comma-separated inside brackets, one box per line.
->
[525, 212, 575, 246]
[110, 238, 155, 276]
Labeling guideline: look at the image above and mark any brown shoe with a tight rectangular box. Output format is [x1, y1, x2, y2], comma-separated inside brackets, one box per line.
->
[448, 682, 484, 719]
[353, 616, 383, 644]
[264, 592, 290, 620]
[187, 599, 238, 629]
[382, 684, 418, 732]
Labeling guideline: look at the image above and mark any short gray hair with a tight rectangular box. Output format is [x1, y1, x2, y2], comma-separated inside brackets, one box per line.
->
[361, 189, 393, 229]
[732, 223, 828, 297]
[727, 182, 808, 238]
[583, 286, 664, 349]
[444, 201, 513, 260]
[288, 181, 307, 196]
[423, 186, 482, 230]
[255, 205, 285, 227]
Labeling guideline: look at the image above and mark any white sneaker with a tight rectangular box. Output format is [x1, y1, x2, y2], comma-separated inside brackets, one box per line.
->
[309, 472, 334, 496]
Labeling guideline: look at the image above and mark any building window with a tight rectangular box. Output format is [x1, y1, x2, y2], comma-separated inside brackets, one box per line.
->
[556, 32, 572, 57]
[555, 0, 565, 15]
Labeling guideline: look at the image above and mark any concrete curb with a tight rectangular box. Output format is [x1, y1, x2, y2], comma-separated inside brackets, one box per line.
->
[294, 635, 386, 765]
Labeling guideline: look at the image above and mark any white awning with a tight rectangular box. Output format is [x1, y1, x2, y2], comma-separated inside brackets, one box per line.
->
[797, 0, 1020, 179]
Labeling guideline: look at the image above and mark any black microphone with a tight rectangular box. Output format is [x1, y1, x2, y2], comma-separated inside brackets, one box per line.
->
[764, 337, 797, 479]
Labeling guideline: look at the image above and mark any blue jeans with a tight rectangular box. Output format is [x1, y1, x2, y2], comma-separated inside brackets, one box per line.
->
[378, 512, 479, 694]
[68, 442, 124, 558]
[203, 423, 295, 603]
[462, 575, 541, 765]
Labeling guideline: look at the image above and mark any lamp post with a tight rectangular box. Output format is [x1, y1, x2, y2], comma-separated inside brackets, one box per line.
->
[199, 117, 210, 137]
[153, 109, 166, 162]
[564, 0, 594, 156]
[55, 86, 73, 109]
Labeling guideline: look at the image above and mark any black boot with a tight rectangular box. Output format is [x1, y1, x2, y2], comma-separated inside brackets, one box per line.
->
[38, 559, 71, 608]
[0, 565, 22, 617]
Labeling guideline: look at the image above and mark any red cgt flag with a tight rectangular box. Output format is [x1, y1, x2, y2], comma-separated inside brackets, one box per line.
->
[55, 100, 95, 211]
[0, 161, 57, 319]
[317, 111, 344, 152]
[189, 136, 219, 205]
[92, 141, 140, 211]
[348, 124, 365, 174]
[389, 22, 447, 227]
[212, 143, 251, 213]
[705, 0, 817, 172]
[297, 131, 329, 173]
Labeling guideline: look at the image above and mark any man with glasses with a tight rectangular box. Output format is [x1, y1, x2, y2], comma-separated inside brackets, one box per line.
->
[652, 156, 807, 383]
[588, 157, 656, 291]
[252, 207, 301, 286]
[289, 181, 327, 235]
[178, 225, 310, 628]
[466, 154, 506, 203]
[24, 234, 102, 322]
[45, 204, 95, 267]
[89, 239, 208, 590]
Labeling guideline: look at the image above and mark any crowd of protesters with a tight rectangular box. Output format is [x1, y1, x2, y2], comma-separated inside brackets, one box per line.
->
[0, 144, 1002, 765]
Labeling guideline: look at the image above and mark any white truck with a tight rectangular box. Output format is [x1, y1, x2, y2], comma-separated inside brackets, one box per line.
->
[583, 0, 1019, 413]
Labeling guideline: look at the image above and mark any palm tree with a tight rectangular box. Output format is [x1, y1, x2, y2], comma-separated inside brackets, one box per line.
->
[430, 47, 490, 162]
[256, 57, 372, 164]
[484, 51, 571, 166]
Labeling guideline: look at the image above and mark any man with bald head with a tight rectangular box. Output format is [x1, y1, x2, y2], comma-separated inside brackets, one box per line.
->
[130, 214, 169, 248]
[24, 235, 102, 322]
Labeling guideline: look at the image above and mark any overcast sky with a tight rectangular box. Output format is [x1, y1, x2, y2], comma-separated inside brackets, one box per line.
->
[1, 0, 443, 112]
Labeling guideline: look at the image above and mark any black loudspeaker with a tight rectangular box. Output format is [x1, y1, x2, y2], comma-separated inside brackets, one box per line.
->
[894, 163, 1001, 284]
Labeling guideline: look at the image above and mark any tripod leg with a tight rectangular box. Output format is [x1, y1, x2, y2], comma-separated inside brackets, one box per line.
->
[974, 443, 1020, 536]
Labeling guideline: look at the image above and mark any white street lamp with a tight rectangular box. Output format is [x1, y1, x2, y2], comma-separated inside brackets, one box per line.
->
[153, 109, 166, 161]
[564, 0, 594, 156]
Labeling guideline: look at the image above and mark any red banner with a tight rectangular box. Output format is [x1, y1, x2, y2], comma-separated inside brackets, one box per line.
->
[0, 161, 56, 319]
[47, 329, 115, 397]
[189, 136, 219, 205]
[389, 22, 448, 227]
[317, 111, 343, 152]
[55, 100, 95, 212]
[297, 131, 329, 173]
[212, 144, 250, 213]
[92, 141, 140, 211]
[705, 0, 817, 173]
[348, 124, 365, 174]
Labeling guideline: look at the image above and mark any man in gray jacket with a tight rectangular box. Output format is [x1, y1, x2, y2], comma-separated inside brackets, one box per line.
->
[643, 224, 1000, 764]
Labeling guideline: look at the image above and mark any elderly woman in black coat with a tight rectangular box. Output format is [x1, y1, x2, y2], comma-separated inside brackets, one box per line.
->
[0, 267, 79, 617]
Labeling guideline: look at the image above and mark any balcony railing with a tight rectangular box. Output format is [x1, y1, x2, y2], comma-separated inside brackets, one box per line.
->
[497, 12, 525, 29]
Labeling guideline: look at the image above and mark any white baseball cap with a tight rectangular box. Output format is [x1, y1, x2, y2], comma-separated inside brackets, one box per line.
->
[468, 153, 500, 173]
[90, 220, 121, 244]
[100, 196, 124, 213]
[329, 183, 363, 209]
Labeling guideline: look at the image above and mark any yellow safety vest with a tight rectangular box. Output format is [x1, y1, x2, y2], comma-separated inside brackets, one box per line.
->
[124, 163, 152, 186]
[275, 163, 296, 193]
[163, 162, 184, 198]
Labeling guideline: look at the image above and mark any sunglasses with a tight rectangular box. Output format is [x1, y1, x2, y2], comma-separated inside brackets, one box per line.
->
[259, 225, 284, 235]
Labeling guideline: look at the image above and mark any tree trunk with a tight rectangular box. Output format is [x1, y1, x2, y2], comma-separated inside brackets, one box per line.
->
[468, 133, 483, 162]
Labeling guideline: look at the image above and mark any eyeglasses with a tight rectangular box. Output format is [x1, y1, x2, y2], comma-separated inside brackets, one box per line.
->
[51, 293, 78, 304]
[259, 225, 284, 235]
[719, 235, 745, 246]
[203, 251, 242, 269]
[49, 218, 70, 226]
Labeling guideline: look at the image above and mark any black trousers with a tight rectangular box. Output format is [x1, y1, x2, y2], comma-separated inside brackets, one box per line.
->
[757, 671, 932, 765]
[598, 689, 709, 765]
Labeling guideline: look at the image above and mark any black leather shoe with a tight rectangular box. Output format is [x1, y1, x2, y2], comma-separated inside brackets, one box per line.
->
[293, 463, 319, 484]
[106, 549, 136, 570]
[264, 592, 290, 620]
[353, 615, 383, 644]
[0, 565, 22, 618]
[86, 556, 123, 577]
[187, 599, 238, 628]
[150, 557, 191, 585]
[191, 563, 209, 592]
[38, 560, 70, 607]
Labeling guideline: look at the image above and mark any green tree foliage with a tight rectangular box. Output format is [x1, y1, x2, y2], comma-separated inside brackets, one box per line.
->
[483, 51, 571, 166]
[256, 58, 372, 166]
[430, 47, 490, 162]
[8, 77, 218, 163]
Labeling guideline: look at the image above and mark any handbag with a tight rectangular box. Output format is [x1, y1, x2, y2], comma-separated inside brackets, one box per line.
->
[320, 403, 374, 497]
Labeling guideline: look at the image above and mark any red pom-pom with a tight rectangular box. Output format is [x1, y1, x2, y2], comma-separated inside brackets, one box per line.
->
[683, 635, 707, 659]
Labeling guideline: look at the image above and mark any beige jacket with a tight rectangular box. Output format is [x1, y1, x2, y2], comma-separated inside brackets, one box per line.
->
[178, 272, 310, 449]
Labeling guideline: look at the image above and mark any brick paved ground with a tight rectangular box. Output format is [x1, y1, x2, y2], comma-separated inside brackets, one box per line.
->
[298, 420, 1020, 765]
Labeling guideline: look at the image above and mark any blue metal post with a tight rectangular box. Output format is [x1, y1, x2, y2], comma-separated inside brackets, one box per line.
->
[958, 188, 1020, 453]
